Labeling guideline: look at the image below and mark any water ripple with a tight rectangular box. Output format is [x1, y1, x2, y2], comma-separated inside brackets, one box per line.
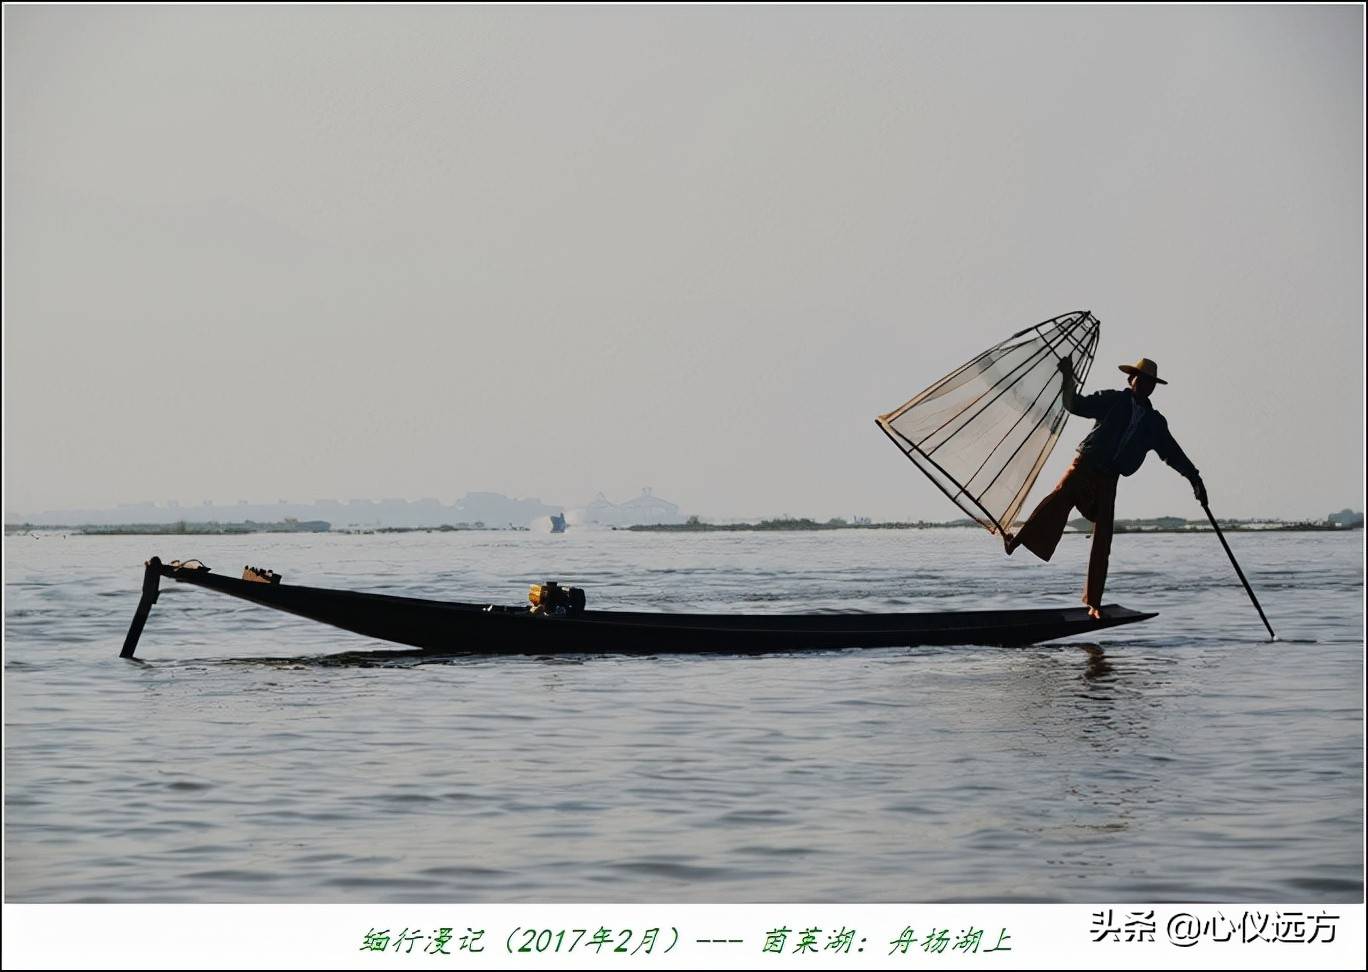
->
[4, 529, 1362, 901]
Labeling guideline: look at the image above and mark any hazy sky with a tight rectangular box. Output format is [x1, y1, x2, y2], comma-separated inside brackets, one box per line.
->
[4, 5, 1363, 520]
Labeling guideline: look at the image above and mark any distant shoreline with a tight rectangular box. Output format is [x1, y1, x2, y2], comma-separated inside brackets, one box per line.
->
[5, 517, 1361, 537]
[2, 520, 520, 536]
[626, 517, 1363, 535]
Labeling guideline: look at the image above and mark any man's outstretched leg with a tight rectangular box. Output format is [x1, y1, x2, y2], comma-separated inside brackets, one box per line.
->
[1007, 460, 1082, 561]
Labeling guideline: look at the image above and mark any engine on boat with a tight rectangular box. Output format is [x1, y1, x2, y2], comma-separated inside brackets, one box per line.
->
[242, 565, 282, 584]
[528, 581, 585, 617]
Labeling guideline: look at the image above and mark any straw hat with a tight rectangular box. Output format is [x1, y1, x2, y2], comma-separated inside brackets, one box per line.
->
[1118, 357, 1167, 385]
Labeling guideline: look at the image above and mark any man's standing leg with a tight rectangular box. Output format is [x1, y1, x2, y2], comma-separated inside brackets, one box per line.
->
[1083, 474, 1119, 616]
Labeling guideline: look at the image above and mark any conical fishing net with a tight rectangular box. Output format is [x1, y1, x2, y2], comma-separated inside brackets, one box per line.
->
[876, 310, 1101, 536]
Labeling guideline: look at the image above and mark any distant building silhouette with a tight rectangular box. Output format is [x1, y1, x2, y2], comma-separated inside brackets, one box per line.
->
[581, 488, 685, 527]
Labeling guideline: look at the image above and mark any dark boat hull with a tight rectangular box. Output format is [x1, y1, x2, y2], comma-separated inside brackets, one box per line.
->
[121, 558, 1158, 659]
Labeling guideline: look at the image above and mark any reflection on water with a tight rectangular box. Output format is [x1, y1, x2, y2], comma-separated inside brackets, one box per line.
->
[1080, 643, 1112, 681]
[4, 529, 1363, 902]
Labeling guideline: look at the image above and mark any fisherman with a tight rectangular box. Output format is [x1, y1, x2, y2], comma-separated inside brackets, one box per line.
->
[1004, 356, 1206, 619]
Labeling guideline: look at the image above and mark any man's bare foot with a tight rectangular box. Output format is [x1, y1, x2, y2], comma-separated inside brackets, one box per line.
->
[1086, 605, 1103, 620]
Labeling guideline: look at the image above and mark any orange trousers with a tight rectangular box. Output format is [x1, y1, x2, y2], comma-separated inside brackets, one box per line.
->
[1013, 455, 1119, 608]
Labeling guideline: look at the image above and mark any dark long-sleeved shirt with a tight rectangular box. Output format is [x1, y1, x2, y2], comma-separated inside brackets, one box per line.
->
[1065, 387, 1200, 481]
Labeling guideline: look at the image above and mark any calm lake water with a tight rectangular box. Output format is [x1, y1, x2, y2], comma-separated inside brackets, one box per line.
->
[4, 528, 1363, 902]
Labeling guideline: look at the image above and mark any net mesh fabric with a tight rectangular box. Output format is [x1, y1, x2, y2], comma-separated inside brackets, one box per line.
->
[876, 311, 1100, 536]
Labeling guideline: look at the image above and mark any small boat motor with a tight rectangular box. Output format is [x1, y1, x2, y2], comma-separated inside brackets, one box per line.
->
[243, 565, 282, 584]
[528, 581, 585, 616]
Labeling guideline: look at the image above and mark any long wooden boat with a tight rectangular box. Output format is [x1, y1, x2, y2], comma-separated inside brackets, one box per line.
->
[119, 557, 1157, 659]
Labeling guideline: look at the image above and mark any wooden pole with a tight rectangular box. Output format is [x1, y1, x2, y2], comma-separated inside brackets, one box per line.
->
[120, 557, 162, 659]
[1202, 505, 1276, 640]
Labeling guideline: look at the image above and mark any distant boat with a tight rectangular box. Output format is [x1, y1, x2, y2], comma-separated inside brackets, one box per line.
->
[549, 513, 567, 534]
